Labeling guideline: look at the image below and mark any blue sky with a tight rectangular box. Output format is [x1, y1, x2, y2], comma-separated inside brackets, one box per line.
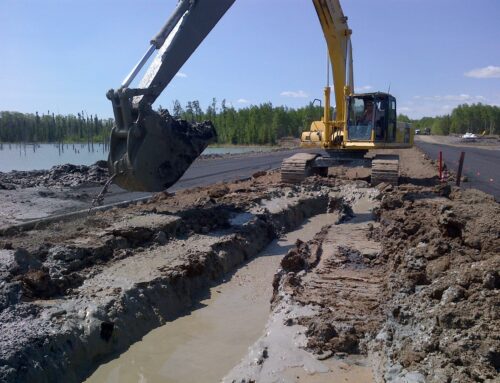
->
[1, 0, 499, 119]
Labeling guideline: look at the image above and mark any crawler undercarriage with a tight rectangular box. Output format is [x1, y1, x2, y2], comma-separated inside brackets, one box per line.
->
[281, 152, 400, 186]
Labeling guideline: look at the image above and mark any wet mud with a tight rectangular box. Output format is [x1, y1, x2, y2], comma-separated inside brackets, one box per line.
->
[224, 186, 381, 382]
[0, 147, 497, 383]
[0, 171, 342, 383]
[225, 183, 499, 382]
[85, 214, 337, 383]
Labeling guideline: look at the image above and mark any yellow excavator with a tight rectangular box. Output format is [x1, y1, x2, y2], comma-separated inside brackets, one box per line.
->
[107, 0, 413, 192]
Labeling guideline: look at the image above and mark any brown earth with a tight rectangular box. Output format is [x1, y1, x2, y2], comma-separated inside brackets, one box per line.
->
[0, 168, 341, 383]
[268, 182, 499, 382]
[372, 185, 499, 382]
[1, 146, 498, 383]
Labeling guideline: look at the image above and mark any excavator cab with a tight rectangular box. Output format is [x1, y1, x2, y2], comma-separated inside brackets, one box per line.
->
[346, 93, 396, 143]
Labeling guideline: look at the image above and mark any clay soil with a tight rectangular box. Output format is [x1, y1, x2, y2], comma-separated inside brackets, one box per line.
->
[264, 183, 499, 383]
[0, 147, 498, 383]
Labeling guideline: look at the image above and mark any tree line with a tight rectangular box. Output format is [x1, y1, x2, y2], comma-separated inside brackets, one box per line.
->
[168, 98, 324, 145]
[1, 101, 498, 145]
[399, 103, 500, 136]
[0, 111, 114, 144]
[0, 100, 324, 145]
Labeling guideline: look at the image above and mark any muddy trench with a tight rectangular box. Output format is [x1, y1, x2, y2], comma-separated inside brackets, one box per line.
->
[85, 213, 337, 383]
[0, 179, 352, 383]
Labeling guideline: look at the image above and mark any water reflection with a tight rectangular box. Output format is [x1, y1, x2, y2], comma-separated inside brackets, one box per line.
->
[0, 143, 274, 172]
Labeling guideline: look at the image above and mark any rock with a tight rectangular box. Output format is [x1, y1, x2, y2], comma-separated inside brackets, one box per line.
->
[154, 231, 168, 245]
[13, 249, 41, 273]
[208, 185, 230, 199]
[252, 170, 267, 178]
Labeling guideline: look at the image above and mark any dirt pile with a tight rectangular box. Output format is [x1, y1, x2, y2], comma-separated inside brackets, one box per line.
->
[0, 161, 109, 190]
[371, 186, 499, 382]
[249, 182, 498, 382]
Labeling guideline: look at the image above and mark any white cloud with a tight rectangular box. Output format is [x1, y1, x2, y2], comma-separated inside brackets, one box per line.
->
[355, 85, 372, 92]
[406, 93, 495, 118]
[414, 94, 485, 102]
[237, 98, 250, 104]
[175, 72, 188, 78]
[437, 94, 472, 102]
[464, 65, 500, 79]
[399, 107, 412, 112]
[280, 90, 308, 98]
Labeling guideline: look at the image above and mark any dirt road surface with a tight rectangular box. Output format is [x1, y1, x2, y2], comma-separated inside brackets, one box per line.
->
[0, 147, 498, 383]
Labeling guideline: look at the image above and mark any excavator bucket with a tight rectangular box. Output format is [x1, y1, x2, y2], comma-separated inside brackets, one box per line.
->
[108, 108, 216, 192]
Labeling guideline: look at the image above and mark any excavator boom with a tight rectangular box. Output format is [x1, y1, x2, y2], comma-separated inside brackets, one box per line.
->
[107, 0, 235, 191]
[312, 0, 353, 122]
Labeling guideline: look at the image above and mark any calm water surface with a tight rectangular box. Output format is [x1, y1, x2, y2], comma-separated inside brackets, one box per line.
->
[0, 143, 273, 172]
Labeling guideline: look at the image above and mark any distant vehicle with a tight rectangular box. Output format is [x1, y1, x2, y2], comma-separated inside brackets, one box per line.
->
[415, 129, 421, 135]
[461, 132, 478, 141]
[423, 127, 431, 135]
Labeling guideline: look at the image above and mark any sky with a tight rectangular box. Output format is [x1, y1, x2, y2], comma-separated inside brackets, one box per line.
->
[0, 0, 499, 119]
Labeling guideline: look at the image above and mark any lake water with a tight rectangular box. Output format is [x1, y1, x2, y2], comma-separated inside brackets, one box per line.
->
[0, 143, 274, 172]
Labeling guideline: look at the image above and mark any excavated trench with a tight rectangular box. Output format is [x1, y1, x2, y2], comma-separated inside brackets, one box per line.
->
[1, 178, 358, 383]
[3, 150, 498, 383]
[85, 213, 337, 383]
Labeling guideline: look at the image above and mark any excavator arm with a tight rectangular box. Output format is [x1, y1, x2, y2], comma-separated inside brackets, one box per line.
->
[312, 0, 353, 123]
[107, 0, 235, 192]
[107, 0, 353, 192]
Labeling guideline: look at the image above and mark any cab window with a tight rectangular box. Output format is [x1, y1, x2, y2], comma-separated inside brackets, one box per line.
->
[347, 97, 373, 141]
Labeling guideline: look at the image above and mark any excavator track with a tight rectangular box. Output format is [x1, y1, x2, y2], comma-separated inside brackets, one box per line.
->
[281, 153, 319, 184]
[371, 154, 400, 186]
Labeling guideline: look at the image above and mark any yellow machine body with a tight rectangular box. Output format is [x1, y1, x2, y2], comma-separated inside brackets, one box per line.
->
[302, 0, 413, 153]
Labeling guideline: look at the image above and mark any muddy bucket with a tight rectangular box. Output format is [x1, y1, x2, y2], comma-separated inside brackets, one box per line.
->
[108, 109, 216, 192]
